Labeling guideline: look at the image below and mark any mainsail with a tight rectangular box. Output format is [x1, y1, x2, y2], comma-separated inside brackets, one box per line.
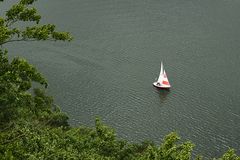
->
[162, 70, 170, 85]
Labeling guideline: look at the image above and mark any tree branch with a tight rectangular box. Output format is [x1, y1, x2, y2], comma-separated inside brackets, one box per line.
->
[0, 38, 57, 45]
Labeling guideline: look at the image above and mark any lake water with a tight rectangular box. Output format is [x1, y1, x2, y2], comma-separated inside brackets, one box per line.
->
[2, 0, 240, 158]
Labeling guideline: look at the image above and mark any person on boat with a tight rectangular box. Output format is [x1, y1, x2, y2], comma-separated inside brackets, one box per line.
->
[157, 82, 160, 86]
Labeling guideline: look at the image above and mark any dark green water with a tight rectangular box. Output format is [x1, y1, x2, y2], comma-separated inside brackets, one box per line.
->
[2, 0, 240, 157]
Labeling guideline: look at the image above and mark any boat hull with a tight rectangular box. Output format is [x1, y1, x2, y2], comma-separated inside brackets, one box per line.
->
[153, 82, 171, 89]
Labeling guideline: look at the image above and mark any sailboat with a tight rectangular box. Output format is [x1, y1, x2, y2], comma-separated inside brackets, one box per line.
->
[153, 62, 171, 89]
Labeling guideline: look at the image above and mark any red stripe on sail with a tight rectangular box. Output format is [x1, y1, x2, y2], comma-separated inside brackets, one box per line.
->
[162, 80, 169, 85]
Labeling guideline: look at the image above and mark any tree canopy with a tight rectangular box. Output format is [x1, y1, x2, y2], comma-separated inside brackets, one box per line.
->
[0, 0, 72, 46]
[0, 0, 71, 128]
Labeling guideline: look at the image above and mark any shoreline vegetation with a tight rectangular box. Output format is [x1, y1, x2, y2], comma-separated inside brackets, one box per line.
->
[0, 0, 239, 159]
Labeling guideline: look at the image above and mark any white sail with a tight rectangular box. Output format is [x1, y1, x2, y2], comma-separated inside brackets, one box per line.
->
[153, 62, 171, 88]
[157, 62, 163, 82]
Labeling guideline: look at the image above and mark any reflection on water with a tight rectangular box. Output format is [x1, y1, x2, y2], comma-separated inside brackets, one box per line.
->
[156, 88, 170, 103]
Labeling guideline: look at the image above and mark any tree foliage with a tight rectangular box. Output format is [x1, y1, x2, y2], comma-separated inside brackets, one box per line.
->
[0, 0, 72, 46]
[0, 0, 71, 127]
[0, 118, 239, 159]
[0, 119, 193, 159]
[0, 0, 239, 159]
